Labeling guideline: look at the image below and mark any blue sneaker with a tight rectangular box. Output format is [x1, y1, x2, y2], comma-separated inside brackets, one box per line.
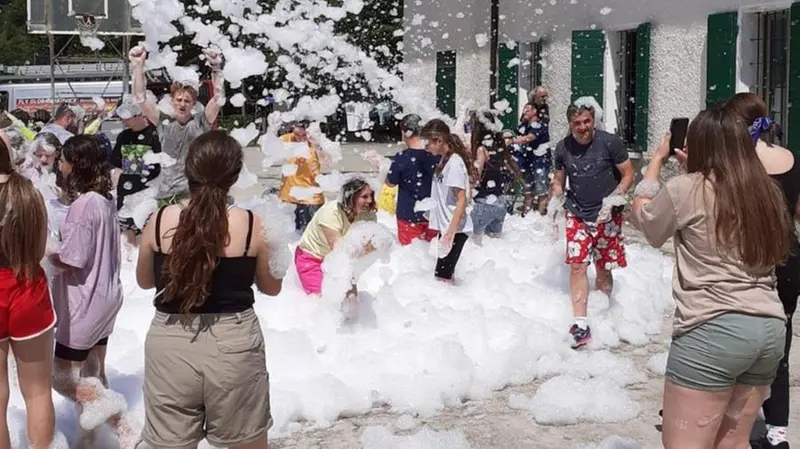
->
[569, 324, 592, 348]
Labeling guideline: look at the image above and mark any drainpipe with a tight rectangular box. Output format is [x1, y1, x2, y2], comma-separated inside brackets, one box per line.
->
[489, 0, 499, 107]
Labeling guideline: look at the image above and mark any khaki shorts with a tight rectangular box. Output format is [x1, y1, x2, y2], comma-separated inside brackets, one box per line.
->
[140, 309, 272, 448]
[666, 312, 785, 392]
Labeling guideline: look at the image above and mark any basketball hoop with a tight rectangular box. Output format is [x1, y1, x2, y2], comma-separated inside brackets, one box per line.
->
[75, 14, 100, 39]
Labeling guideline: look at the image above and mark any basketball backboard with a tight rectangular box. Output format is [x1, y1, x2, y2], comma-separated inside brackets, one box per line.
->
[27, 0, 143, 35]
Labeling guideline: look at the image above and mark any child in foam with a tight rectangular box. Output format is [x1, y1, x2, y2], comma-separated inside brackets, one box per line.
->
[46, 136, 134, 448]
[295, 178, 377, 296]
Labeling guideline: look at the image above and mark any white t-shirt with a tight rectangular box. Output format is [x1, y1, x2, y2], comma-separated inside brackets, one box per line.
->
[428, 154, 473, 234]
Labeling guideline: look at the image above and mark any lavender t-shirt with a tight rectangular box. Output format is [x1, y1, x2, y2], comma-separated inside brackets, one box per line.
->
[51, 192, 123, 350]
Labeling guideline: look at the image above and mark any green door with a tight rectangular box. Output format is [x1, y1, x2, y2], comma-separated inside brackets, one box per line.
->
[436, 50, 457, 118]
[571, 30, 605, 104]
[705, 11, 738, 107]
[789, 3, 800, 152]
[498, 43, 520, 130]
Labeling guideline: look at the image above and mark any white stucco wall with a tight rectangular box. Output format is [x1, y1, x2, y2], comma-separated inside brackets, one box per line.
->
[541, 39, 572, 141]
[647, 21, 708, 153]
[403, 0, 794, 148]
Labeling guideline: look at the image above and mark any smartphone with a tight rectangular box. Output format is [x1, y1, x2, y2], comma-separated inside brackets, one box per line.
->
[669, 118, 690, 154]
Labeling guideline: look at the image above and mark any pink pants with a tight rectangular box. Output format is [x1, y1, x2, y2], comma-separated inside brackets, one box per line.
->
[295, 246, 323, 295]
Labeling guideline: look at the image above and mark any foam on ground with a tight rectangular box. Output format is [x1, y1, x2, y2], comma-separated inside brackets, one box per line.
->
[6, 208, 674, 446]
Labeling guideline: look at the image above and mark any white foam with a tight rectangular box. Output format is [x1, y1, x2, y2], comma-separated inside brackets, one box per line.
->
[527, 375, 641, 425]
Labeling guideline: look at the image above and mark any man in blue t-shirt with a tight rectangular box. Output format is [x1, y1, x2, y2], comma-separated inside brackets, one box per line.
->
[551, 102, 634, 349]
[385, 114, 441, 245]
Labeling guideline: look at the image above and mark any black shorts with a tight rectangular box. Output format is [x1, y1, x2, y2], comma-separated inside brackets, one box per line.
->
[434, 233, 469, 280]
[55, 337, 109, 362]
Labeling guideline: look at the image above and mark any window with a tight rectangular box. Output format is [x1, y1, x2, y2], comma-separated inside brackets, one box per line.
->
[615, 29, 638, 148]
[518, 41, 543, 100]
[436, 50, 456, 118]
[752, 10, 790, 143]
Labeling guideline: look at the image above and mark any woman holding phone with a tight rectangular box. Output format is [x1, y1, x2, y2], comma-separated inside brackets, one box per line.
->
[632, 106, 789, 449]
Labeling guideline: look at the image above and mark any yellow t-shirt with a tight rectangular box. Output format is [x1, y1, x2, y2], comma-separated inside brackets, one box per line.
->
[298, 201, 377, 259]
[279, 133, 324, 205]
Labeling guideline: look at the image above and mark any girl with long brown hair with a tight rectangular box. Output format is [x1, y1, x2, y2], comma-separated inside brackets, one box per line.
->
[135, 129, 282, 449]
[0, 135, 58, 449]
[632, 106, 790, 449]
[726, 92, 797, 449]
[468, 110, 521, 240]
[421, 119, 474, 282]
[47, 135, 132, 447]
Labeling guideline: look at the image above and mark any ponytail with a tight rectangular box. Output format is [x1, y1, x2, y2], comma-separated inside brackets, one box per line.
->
[164, 184, 229, 313]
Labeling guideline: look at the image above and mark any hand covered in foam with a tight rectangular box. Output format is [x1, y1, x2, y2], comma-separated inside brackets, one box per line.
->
[128, 46, 146, 68]
[263, 229, 291, 280]
[203, 48, 223, 70]
[597, 193, 627, 223]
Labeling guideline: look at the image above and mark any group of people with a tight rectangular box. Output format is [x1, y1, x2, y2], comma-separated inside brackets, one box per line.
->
[0, 42, 795, 449]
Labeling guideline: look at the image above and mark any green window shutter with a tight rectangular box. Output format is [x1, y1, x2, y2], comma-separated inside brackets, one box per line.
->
[789, 3, 800, 153]
[498, 43, 520, 130]
[571, 30, 605, 104]
[705, 11, 738, 107]
[634, 22, 651, 152]
[436, 50, 457, 118]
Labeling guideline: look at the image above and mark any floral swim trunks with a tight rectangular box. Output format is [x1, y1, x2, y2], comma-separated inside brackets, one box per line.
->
[564, 212, 627, 270]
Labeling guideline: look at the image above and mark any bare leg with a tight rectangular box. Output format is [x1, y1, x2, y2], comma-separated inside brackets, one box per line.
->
[569, 263, 590, 319]
[12, 331, 56, 449]
[661, 380, 731, 449]
[714, 385, 771, 449]
[594, 262, 613, 297]
[0, 339, 10, 449]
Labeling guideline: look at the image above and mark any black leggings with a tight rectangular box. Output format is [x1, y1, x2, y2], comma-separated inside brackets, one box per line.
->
[763, 276, 798, 427]
[434, 233, 468, 280]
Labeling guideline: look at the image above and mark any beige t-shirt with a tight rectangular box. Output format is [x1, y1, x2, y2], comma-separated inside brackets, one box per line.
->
[634, 173, 786, 337]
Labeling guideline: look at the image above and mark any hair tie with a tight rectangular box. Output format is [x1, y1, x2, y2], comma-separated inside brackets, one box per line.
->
[749, 117, 774, 142]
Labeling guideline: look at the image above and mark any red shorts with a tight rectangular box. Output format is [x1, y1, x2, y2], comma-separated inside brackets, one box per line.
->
[0, 268, 56, 341]
[397, 219, 438, 246]
[565, 212, 627, 269]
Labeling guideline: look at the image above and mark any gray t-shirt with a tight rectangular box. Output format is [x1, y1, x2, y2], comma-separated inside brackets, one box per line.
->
[155, 112, 211, 199]
[553, 130, 628, 222]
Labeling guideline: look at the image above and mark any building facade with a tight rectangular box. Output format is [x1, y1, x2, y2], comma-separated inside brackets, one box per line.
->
[403, 0, 798, 154]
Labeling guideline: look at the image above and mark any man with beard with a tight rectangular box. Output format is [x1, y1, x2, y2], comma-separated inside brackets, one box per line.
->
[550, 102, 634, 348]
[40, 103, 83, 144]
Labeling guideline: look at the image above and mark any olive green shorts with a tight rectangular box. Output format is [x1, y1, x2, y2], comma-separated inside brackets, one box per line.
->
[666, 312, 785, 392]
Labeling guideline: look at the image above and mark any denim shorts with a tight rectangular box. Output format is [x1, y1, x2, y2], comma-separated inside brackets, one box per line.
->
[471, 198, 507, 235]
[666, 312, 786, 392]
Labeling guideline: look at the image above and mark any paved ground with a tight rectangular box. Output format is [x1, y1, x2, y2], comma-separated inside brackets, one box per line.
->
[234, 143, 800, 449]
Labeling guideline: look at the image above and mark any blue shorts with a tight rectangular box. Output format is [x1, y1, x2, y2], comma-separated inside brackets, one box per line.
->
[471, 198, 507, 235]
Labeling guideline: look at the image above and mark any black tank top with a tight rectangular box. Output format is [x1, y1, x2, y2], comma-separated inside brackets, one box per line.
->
[476, 148, 507, 199]
[152, 206, 258, 314]
[771, 155, 800, 292]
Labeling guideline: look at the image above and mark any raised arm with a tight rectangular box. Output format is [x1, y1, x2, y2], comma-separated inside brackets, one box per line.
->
[129, 47, 161, 127]
[202, 48, 224, 125]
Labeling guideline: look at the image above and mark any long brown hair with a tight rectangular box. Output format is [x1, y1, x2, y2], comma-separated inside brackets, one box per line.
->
[725, 93, 780, 145]
[164, 130, 243, 313]
[468, 110, 518, 182]
[61, 135, 113, 203]
[0, 138, 47, 281]
[421, 119, 475, 180]
[686, 106, 790, 269]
